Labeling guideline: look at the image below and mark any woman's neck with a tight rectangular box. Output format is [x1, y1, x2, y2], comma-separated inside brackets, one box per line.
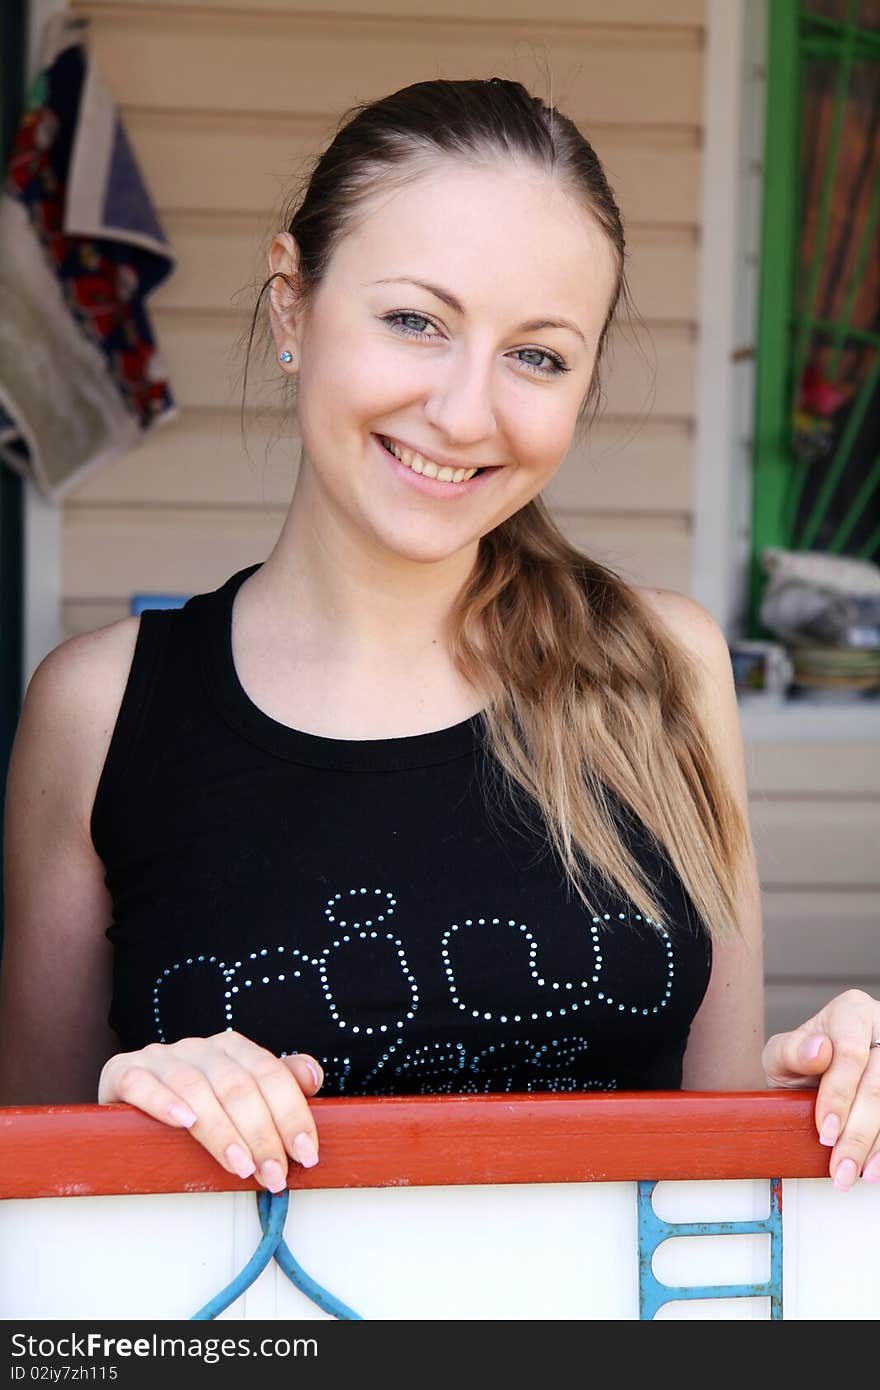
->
[256, 475, 481, 663]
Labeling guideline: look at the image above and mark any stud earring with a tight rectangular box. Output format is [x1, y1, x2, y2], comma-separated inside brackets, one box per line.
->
[279, 350, 293, 364]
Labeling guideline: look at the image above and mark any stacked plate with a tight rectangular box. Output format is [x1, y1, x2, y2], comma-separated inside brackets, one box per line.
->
[789, 644, 880, 694]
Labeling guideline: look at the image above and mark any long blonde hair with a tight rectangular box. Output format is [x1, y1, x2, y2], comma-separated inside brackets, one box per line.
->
[241, 77, 750, 943]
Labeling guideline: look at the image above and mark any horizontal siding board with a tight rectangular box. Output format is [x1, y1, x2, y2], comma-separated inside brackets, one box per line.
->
[153, 220, 698, 324]
[69, 413, 692, 514]
[63, 509, 285, 599]
[150, 312, 695, 420]
[81, 14, 703, 127]
[125, 115, 701, 226]
[84, 1, 705, 25]
[553, 513, 691, 591]
[63, 602, 130, 640]
[546, 421, 693, 512]
[62, 507, 689, 600]
[621, 231, 698, 321]
[68, 413, 299, 507]
[762, 891, 879, 980]
[745, 742, 880, 797]
[751, 800, 880, 890]
[600, 149, 700, 227]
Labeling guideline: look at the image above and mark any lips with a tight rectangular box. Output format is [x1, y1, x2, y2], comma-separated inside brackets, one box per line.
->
[378, 433, 487, 479]
[372, 433, 498, 499]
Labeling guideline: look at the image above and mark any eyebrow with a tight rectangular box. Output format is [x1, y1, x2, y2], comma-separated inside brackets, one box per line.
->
[370, 277, 589, 350]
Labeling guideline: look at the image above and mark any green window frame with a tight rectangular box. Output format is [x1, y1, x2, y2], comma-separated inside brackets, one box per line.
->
[749, 0, 880, 635]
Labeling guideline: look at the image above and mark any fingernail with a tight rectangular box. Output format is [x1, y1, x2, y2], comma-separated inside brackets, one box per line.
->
[833, 1158, 857, 1193]
[225, 1143, 257, 1180]
[306, 1062, 322, 1091]
[801, 1034, 825, 1062]
[293, 1132, 319, 1168]
[260, 1159, 287, 1193]
[862, 1154, 880, 1184]
[819, 1114, 840, 1147]
[168, 1103, 198, 1127]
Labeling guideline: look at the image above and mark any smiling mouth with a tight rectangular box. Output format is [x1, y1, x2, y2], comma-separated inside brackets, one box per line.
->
[377, 435, 485, 483]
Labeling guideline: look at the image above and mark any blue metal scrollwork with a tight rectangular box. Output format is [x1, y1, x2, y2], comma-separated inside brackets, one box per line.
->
[191, 1190, 363, 1320]
[189, 1179, 784, 1320]
[637, 1178, 783, 1319]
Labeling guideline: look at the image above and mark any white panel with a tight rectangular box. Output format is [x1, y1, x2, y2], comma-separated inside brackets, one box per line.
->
[651, 1178, 770, 1223]
[0, 1183, 641, 1321]
[0, 1190, 238, 1320]
[784, 1179, 880, 1321]
[653, 1232, 769, 1285]
[3, 1174, 877, 1320]
[656, 1295, 770, 1319]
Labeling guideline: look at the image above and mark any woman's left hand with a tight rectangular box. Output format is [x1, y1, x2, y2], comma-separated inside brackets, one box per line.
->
[762, 988, 880, 1192]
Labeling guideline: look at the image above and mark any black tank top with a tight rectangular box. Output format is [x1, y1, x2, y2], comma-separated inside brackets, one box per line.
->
[91, 564, 712, 1096]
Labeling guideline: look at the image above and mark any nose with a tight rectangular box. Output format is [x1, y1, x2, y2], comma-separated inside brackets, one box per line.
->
[422, 349, 497, 445]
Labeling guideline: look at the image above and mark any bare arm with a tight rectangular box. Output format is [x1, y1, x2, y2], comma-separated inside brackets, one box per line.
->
[0, 621, 140, 1104]
[636, 589, 766, 1091]
[1, 620, 325, 1190]
[636, 588, 880, 1187]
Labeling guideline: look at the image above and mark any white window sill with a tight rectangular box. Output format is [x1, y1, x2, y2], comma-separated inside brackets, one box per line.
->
[738, 692, 880, 742]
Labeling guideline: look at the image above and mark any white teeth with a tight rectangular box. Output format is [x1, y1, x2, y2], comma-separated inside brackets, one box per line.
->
[380, 437, 477, 484]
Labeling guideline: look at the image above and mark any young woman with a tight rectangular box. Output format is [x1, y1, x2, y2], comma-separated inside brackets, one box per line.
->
[1, 79, 878, 1202]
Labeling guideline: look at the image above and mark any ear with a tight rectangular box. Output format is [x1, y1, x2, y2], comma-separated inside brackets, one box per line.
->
[267, 231, 303, 358]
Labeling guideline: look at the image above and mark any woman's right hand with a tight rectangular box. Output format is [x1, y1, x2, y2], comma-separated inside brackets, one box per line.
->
[98, 1031, 324, 1192]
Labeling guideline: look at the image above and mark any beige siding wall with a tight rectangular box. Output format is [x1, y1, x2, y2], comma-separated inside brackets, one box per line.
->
[61, 0, 877, 1036]
[747, 741, 880, 1034]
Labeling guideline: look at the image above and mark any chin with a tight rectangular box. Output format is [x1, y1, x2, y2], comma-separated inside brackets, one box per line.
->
[371, 525, 480, 568]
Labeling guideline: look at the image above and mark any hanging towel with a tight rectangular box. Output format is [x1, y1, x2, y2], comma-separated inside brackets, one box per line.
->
[0, 12, 176, 500]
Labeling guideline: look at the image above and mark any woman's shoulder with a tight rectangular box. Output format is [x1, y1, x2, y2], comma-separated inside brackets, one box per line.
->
[26, 616, 142, 716]
[631, 585, 730, 675]
[632, 585, 745, 798]
[17, 617, 143, 838]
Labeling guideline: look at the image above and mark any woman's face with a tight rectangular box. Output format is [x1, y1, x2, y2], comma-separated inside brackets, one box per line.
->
[269, 160, 618, 567]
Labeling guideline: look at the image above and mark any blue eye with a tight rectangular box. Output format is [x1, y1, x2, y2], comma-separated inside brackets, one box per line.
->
[383, 311, 439, 340]
[515, 347, 570, 377]
[380, 312, 570, 377]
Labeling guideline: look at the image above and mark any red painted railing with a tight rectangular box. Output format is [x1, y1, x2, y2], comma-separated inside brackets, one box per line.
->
[0, 1091, 827, 1199]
